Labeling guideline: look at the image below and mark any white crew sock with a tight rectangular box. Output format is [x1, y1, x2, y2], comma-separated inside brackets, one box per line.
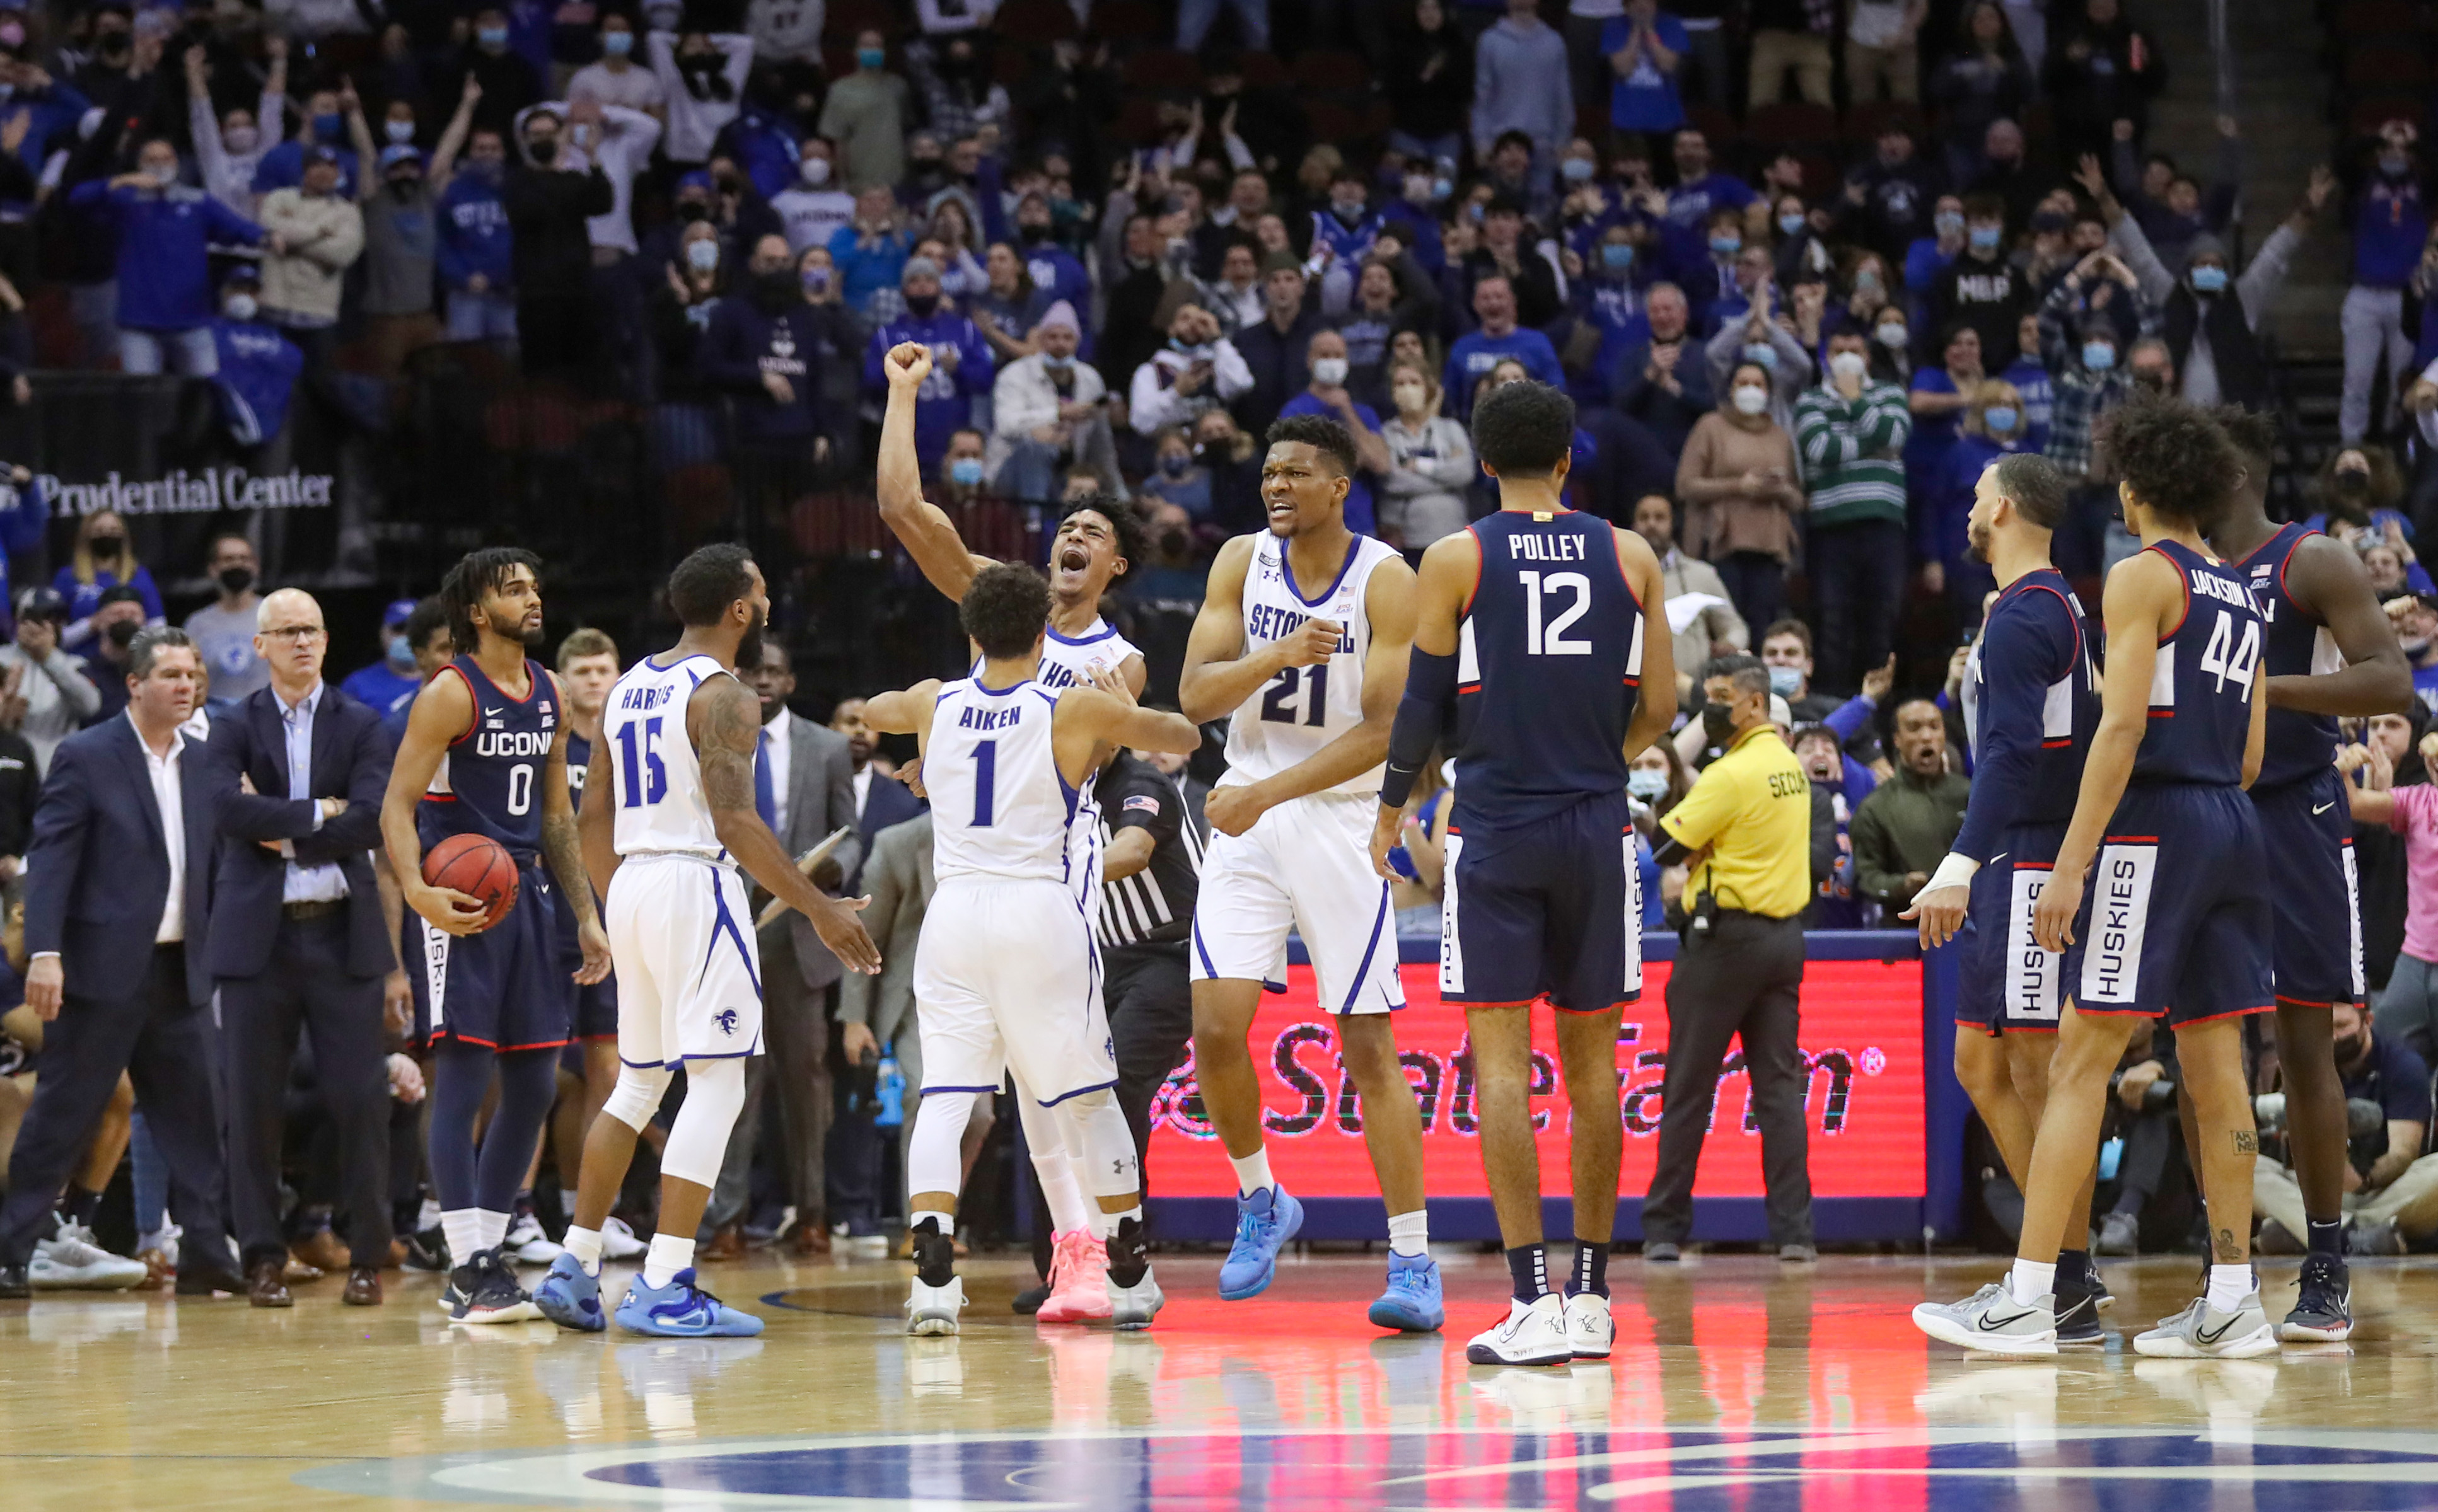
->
[1230, 1147, 1274, 1198]
[1387, 1209, 1429, 1259]
[2206, 1263, 2254, 1312]
[441, 1209, 481, 1266]
[644, 1233, 695, 1290]
[1091, 1203, 1144, 1241]
[2007, 1259, 2056, 1307]
[477, 1208, 511, 1252]
[563, 1226, 603, 1277]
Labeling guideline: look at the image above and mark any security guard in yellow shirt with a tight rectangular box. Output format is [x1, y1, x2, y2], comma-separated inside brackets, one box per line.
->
[1642, 655, 1818, 1262]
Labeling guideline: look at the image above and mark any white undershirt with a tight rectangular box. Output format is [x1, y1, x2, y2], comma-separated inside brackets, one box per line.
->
[134, 712, 187, 944]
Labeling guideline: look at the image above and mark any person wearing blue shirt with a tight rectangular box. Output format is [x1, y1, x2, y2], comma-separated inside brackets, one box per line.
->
[1276, 329, 1388, 537]
[0, 71, 90, 222]
[52, 511, 163, 657]
[1920, 389, 2030, 626]
[340, 598, 427, 717]
[1570, 225, 1654, 406]
[830, 185, 916, 318]
[1603, 3, 1692, 135]
[253, 84, 359, 199]
[0, 463, 47, 632]
[861, 256, 992, 475]
[207, 268, 305, 447]
[1014, 195, 1094, 334]
[1662, 127, 1757, 253]
[69, 137, 266, 376]
[436, 130, 516, 341]
[716, 103, 802, 202]
[1442, 274, 1564, 419]
[1996, 312, 2054, 454]
[1310, 168, 1385, 315]
[2345, 125, 2432, 446]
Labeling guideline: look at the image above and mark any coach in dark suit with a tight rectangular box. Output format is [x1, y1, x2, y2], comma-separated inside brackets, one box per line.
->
[702, 642, 864, 1258]
[197, 589, 399, 1308]
[0, 628, 242, 1298]
[830, 695, 924, 882]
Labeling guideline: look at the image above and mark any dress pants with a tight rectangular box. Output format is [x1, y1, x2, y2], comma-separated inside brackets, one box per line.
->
[0, 944, 237, 1274]
[1642, 911, 1814, 1247]
[826, 1013, 921, 1232]
[1808, 519, 1908, 696]
[219, 911, 392, 1272]
[706, 929, 834, 1232]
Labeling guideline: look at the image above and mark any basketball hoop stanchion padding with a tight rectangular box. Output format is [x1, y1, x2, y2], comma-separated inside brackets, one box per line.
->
[1139, 929, 1939, 1244]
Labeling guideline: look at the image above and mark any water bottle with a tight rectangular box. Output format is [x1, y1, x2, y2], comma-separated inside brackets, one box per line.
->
[876, 1056, 905, 1128]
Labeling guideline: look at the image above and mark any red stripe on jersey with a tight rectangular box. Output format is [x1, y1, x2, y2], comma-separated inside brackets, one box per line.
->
[2104, 834, 2159, 843]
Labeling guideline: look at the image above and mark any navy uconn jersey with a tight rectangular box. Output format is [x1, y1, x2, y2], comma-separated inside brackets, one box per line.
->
[1953, 570, 2099, 857]
[2135, 540, 2263, 787]
[1451, 509, 1646, 831]
[566, 730, 592, 812]
[2238, 523, 2347, 788]
[421, 657, 558, 858]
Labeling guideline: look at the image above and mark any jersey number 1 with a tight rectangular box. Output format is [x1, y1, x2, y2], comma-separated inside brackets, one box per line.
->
[1519, 571, 1592, 655]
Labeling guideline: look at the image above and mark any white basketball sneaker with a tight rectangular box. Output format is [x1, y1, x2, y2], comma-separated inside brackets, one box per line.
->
[1465, 1294, 1573, 1367]
[1563, 1291, 1615, 1359]
[906, 1274, 966, 1336]
[32, 1223, 148, 1290]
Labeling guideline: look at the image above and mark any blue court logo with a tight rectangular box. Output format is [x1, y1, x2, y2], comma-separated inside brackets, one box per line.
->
[714, 1009, 740, 1037]
[301, 1424, 2438, 1509]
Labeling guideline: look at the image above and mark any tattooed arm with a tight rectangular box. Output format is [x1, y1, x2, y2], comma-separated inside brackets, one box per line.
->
[690, 671, 881, 973]
[540, 672, 612, 985]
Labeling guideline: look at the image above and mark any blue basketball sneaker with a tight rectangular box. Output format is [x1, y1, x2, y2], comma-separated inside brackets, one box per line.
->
[1366, 1250, 1444, 1332]
[534, 1253, 605, 1333]
[1217, 1184, 1303, 1300]
[613, 1267, 765, 1337]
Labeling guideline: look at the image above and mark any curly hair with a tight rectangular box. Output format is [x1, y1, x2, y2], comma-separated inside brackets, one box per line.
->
[2099, 395, 2242, 529]
[1472, 378, 1576, 477]
[960, 561, 1053, 661]
[1055, 494, 1146, 584]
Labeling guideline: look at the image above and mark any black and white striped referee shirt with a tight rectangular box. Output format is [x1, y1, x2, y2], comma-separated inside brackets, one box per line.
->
[1091, 750, 1202, 950]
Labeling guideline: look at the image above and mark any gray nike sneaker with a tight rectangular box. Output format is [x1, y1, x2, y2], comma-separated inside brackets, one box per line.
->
[2132, 1291, 2277, 1359]
[1912, 1282, 2058, 1356]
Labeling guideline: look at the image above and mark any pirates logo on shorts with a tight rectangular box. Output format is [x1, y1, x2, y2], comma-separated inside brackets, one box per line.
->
[715, 1008, 740, 1037]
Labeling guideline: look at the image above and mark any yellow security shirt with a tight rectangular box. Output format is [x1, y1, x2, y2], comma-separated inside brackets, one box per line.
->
[1657, 723, 1813, 920]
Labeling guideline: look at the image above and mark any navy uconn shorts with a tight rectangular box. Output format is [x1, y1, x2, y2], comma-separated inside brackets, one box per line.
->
[412, 857, 576, 1051]
[2061, 784, 2273, 1027]
[554, 889, 620, 1041]
[1956, 821, 2068, 1036]
[1439, 790, 1642, 1013]
[2249, 766, 2366, 1010]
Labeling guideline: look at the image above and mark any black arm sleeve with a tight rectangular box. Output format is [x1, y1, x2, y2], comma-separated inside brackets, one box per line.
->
[1380, 646, 1457, 809]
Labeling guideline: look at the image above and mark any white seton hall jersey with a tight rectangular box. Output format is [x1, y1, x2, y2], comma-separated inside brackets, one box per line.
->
[1222, 533, 1402, 795]
[929, 676, 1078, 885]
[602, 652, 731, 862]
[972, 616, 1139, 693]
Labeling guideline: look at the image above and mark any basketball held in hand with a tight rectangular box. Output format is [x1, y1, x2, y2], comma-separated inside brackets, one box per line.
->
[422, 833, 520, 931]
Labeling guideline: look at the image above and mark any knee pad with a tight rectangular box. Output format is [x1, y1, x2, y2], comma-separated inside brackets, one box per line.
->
[602, 1065, 673, 1133]
[907, 1088, 978, 1200]
[660, 1058, 746, 1188]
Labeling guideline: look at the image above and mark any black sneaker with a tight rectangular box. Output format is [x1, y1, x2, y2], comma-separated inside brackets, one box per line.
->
[1011, 1282, 1050, 1315]
[2053, 1279, 2104, 1345]
[400, 1226, 451, 1273]
[2279, 1252, 2353, 1342]
[439, 1247, 541, 1324]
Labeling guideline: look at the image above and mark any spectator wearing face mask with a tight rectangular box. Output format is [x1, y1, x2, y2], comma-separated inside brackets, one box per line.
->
[1677, 360, 1804, 631]
[349, 79, 479, 379]
[437, 127, 516, 343]
[643, 27, 752, 168]
[1275, 328, 1390, 536]
[54, 511, 163, 658]
[1704, 276, 1814, 432]
[502, 109, 614, 372]
[1379, 361, 1474, 551]
[182, 534, 269, 707]
[861, 255, 993, 475]
[257, 145, 365, 371]
[68, 136, 269, 379]
[1794, 332, 1912, 696]
[2042, 314, 2135, 485]
[772, 138, 853, 255]
[1918, 378, 2029, 621]
[816, 31, 907, 190]
[706, 232, 839, 454]
[567, 13, 666, 116]
[1790, 722, 1868, 928]
[988, 302, 1123, 507]
[183, 37, 287, 220]
[338, 599, 425, 716]
[2306, 445, 2412, 545]
[460, 4, 545, 137]
[81, 586, 153, 726]
[1925, 193, 2028, 366]
[0, 589, 99, 774]
[252, 84, 360, 198]
[208, 267, 305, 450]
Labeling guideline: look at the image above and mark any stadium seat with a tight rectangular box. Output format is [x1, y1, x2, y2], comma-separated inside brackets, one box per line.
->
[1292, 49, 1374, 95]
[824, 0, 899, 42]
[1125, 48, 1203, 94]
[994, 0, 1081, 44]
[2345, 49, 2433, 89]
[1233, 51, 1291, 91]
[1686, 103, 1739, 149]
[2349, 93, 2425, 135]
[1745, 102, 1839, 149]
[1093, 0, 1164, 43]
[2335, 0, 2430, 38]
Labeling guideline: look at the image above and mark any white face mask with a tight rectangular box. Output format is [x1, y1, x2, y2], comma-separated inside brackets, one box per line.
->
[147, 162, 177, 188]
[223, 124, 259, 154]
[224, 293, 258, 321]
[1311, 356, 1349, 387]
[1828, 350, 1869, 382]
[1732, 384, 1769, 416]
[386, 118, 416, 144]
[799, 156, 832, 186]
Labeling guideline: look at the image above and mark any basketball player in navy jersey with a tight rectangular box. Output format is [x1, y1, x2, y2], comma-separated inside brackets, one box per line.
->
[1916, 398, 2278, 1358]
[380, 548, 612, 1324]
[2206, 407, 2412, 1342]
[548, 628, 634, 1249]
[1901, 453, 2110, 1341]
[1369, 380, 1676, 1366]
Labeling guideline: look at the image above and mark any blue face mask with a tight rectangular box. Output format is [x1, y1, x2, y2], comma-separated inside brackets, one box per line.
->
[2082, 341, 2116, 371]
[948, 458, 985, 487]
[601, 30, 634, 56]
[2190, 263, 2228, 293]
[1627, 768, 1669, 801]
[1743, 343, 1777, 371]
[857, 47, 886, 69]
[1432, 176, 1453, 201]
[1983, 405, 2019, 435]
[1560, 157, 1594, 183]
[1601, 242, 1635, 270]
[313, 112, 342, 141]
[1709, 234, 1740, 258]
[1778, 212, 1805, 237]
[477, 25, 508, 47]
[1767, 666, 1802, 699]
[1968, 224, 2001, 252]
[1934, 211, 1965, 236]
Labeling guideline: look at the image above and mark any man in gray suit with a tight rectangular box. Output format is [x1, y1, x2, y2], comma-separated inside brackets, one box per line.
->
[700, 642, 863, 1259]
[835, 812, 966, 1248]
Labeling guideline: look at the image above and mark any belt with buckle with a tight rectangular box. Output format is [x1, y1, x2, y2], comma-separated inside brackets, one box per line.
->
[283, 899, 345, 921]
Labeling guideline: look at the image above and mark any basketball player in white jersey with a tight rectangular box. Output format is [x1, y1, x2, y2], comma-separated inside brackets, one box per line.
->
[875, 341, 1156, 1313]
[1176, 413, 1439, 1331]
[532, 545, 880, 1339]
[863, 563, 1203, 1334]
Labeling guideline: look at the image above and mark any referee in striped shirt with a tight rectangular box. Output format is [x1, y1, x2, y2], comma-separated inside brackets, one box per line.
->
[1018, 745, 1202, 1310]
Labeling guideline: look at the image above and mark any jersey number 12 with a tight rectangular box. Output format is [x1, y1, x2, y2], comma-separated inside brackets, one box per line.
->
[1519, 571, 1591, 655]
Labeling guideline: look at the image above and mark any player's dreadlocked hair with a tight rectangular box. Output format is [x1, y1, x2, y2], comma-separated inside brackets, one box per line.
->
[439, 546, 543, 653]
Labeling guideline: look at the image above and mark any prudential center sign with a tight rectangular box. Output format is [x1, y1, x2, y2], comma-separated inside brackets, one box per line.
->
[24, 466, 337, 516]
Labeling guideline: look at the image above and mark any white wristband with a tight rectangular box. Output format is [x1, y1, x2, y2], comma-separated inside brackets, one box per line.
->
[1924, 851, 1982, 894]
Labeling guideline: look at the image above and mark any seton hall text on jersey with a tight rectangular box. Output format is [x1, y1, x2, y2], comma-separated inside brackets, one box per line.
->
[475, 729, 553, 758]
[1504, 532, 1591, 562]
[2190, 568, 2256, 611]
[1245, 603, 1357, 650]
[957, 703, 1026, 732]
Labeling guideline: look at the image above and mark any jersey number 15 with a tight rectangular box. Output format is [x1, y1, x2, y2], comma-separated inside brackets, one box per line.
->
[618, 717, 668, 807]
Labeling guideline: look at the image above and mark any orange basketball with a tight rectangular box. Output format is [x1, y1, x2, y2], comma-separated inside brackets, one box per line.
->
[422, 833, 520, 932]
